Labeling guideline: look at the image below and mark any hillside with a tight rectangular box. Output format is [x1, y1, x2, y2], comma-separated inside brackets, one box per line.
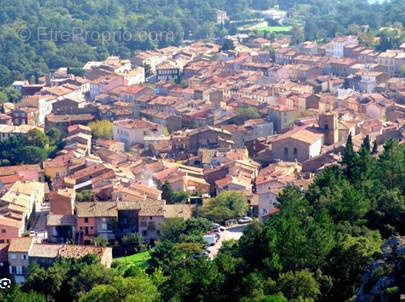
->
[0, 0, 404, 87]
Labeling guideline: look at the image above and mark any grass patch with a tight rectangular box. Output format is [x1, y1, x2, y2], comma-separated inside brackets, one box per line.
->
[114, 251, 151, 269]
[256, 26, 292, 33]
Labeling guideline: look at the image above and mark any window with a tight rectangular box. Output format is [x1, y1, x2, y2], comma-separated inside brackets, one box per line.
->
[10, 253, 16, 260]
[142, 230, 147, 236]
[102, 224, 107, 230]
[293, 148, 298, 156]
[84, 218, 88, 223]
[284, 147, 289, 156]
[1, 229, 5, 233]
[148, 222, 156, 231]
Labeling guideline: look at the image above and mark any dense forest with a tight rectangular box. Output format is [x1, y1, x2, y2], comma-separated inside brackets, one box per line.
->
[1, 0, 405, 87]
[1, 137, 404, 301]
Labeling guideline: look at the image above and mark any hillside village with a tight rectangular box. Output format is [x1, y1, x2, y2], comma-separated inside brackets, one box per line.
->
[0, 33, 404, 284]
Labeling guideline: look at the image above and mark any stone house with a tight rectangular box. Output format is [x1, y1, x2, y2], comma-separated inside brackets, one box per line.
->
[272, 127, 324, 162]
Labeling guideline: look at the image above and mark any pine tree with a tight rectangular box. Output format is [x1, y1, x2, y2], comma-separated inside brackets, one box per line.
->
[372, 140, 378, 154]
[342, 133, 355, 166]
[342, 133, 359, 180]
[161, 180, 174, 203]
[360, 135, 371, 154]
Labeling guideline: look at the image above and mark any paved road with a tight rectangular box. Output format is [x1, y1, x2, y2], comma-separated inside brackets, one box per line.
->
[208, 224, 248, 259]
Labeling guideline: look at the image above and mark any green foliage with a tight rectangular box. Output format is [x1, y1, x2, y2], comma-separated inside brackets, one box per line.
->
[88, 120, 113, 140]
[200, 191, 248, 223]
[79, 275, 159, 302]
[0, 87, 22, 103]
[92, 235, 108, 247]
[0, 128, 62, 165]
[221, 39, 235, 51]
[3, 288, 46, 302]
[161, 180, 190, 204]
[16, 138, 405, 302]
[69, 67, 85, 77]
[20, 146, 48, 164]
[0, 0, 260, 84]
[236, 106, 261, 124]
[277, 270, 320, 301]
[120, 233, 147, 255]
[401, 64, 405, 77]
[76, 190, 92, 202]
[322, 229, 382, 301]
[160, 217, 212, 243]
[114, 251, 151, 270]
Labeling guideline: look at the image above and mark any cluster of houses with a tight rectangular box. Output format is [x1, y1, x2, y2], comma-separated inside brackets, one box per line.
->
[0, 36, 404, 283]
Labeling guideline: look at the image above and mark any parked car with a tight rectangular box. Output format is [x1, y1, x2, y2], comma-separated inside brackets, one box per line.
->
[212, 223, 225, 232]
[238, 217, 253, 224]
[203, 234, 218, 246]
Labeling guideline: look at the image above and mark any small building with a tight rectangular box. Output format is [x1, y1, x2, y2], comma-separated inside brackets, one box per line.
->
[113, 119, 163, 148]
[8, 237, 33, 283]
[76, 202, 118, 245]
[156, 61, 181, 82]
[272, 127, 324, 162]
[267, 106, 296, 133]
[215, 10, 229, 25]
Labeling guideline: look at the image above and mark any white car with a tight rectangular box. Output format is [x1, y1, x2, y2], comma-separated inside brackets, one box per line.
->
[238, 217, 253, 224]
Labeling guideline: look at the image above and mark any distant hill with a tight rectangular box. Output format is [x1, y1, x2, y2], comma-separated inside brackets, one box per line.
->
[0, 0, 403, 86]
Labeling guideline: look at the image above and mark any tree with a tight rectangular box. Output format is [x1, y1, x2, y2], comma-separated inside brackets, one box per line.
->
[200, 191, 248, 223]
[400, 64, 405, 77]
[69, 67, 85, 77]
[21, 146, 47, 164]
[236, 107, 261, 124]
[4, 288, 46, 302]
[23, 264, 66, 301]
[160, 217, 212, 243]
[0, 91, 8, 103]
[342, 133, 358, 180]
[221, 39, 235, 51]
[46, 128, 61, 145]
[92, 235, 108, 247]
[121, 233, 146, 255]
[0, 87, 22, 103]
[161, 180, 189, 204]
[360, 135, 371, 154]
[27, 129, 49, 149]
[372, 140, 378, 154]
[88, 120, 113, 139]
[323, 230, 382, 301]
[69, 262, 117, 300]
[76, 190, 92, 202]
[78, 285, 117, 302]
[277, 270, 320, 301]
